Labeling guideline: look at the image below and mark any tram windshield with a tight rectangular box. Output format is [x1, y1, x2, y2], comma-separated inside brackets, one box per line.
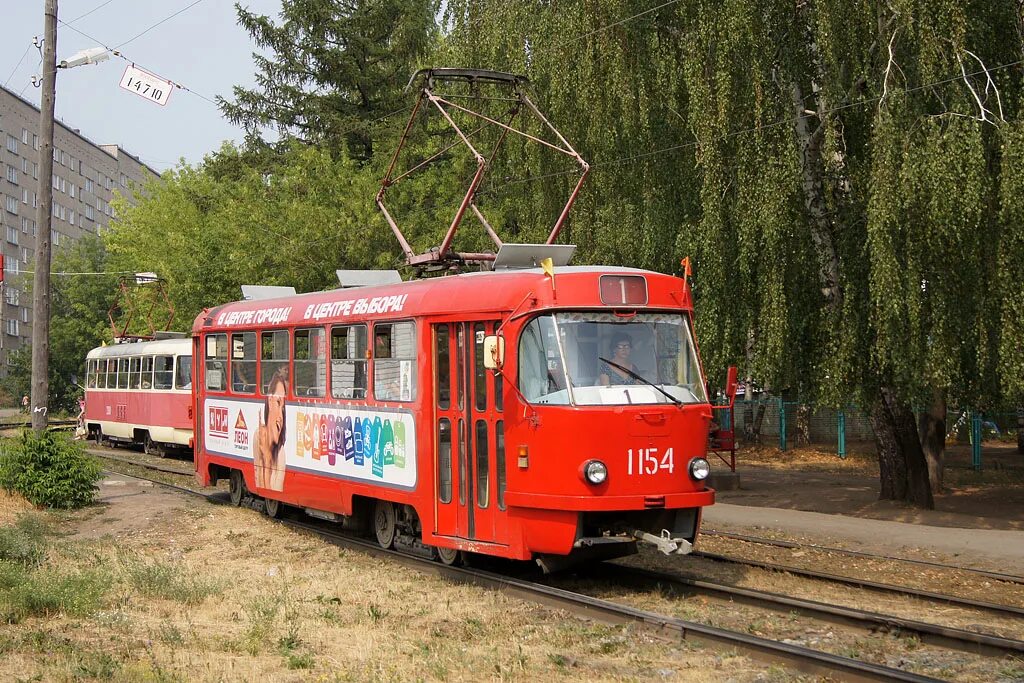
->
[518, 312, 707, 406]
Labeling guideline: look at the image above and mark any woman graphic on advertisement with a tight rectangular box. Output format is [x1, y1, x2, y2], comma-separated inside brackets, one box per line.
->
[255, 369, 288, 491]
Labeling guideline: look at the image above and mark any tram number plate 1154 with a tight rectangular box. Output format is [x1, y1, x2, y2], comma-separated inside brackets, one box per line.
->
[627, 447, 674, 476]
[119, 64, 172, 106]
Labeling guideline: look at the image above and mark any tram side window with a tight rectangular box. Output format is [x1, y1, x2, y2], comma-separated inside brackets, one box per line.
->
[205, 333, 228, 391]
[330, 325, 367, 399]
[496, 421, 506, 511]
[141, 356, 154, 389]
[99, 360, 109, 388]
[435, 325, 450, 410]
[476, 419, 489, 509]
[261, 330, 289, 393]
[473, 323, 487, 412]
[129, 357, 141, 389]
[231, 333, 256, 394]
[373, 322, 415, 402]
[86, 360, 95, 388]
[294, 328, 326, 397]
[117, 358, 130, 389]
[176, 356, 193, 390]
[438, 418, 453, 504]
[155, 355, 175, 390]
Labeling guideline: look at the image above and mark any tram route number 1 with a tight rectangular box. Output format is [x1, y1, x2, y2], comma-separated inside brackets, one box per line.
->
[627, 447, 674, 476]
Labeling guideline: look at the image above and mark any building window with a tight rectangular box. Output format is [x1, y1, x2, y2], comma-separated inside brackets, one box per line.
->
[32, 162, 38, 180]
[61, 151, 67, 166]
[69, 157, 77, 173]
[120, 174, 127, 188]
[21, 217, 30, 233]
[21, 189, 27, 204]
[4, 288, 18, 306]
[85, 205, 94, 220]
[20, 159, 27, 174]
[70, 184, 75, 198]
[6, 166, 17, 185]
[31, 192, 36, 209]
[51, 229, 60, 246]
[85, 178, 93, 193]
[21, 129, 29, 145]
[7, 226, 19, 245]
[21, 308, 28, 324]
[6, 136, 18, 153]
[32, 134, 38, 150]
[6, 320, 19, 337]
[20, 247, 29, 263]
[69, 211, 75, 226]
[52, 174, 59, 190]
[53, 149, 59, 162]
[5, 196, 17, 214]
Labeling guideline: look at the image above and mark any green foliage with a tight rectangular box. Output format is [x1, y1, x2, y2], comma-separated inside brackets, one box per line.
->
[0, 432, 102, 510]
[122, 556, 220, 605]
[0, 515, 51, 568]
[0, 562, 110, 623]
[221, 0, 440, 159]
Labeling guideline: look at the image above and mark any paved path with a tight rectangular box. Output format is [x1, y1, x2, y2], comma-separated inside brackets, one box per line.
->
[704, 503, 1024, 570]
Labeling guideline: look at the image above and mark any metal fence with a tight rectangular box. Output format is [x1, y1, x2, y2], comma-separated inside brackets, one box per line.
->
[731, 398, 1022, 470]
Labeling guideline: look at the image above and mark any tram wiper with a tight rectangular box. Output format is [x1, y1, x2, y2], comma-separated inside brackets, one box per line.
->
[598, 357, 682, 407]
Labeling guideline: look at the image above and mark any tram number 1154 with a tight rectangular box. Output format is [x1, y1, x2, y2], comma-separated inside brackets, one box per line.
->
[627, 447, 675, 476]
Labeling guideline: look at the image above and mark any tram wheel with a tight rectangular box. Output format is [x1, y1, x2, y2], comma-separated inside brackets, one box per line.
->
[143, 434, 164, 458]
[264, 497, 281, 519]
[373, 500, 396, 549]
[229, 470, 246, 507]
[436, 546, 461, 566]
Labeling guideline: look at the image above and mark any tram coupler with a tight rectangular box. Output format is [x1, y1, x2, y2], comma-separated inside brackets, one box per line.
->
[633, 529, 694, 556]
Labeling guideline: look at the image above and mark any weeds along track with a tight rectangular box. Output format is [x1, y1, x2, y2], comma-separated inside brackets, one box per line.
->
[688, 549, 1024, 620]
[703, 529, 1024, 585]
[577, 564, 1024, 660]
[94, 463, 946, 682]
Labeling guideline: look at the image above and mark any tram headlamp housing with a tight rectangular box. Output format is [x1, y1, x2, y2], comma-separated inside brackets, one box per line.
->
[689, 457, 711, 481]
[583, 460, 608, 485]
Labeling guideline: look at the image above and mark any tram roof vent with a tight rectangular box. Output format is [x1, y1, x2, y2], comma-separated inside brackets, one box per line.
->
[492, 243, 576, 271]
[152, 331, 188, 340]
[335, 270, 403, 288]
[241, 285, 298, 300]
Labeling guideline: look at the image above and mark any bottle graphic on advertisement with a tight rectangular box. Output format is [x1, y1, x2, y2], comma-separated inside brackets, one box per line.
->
[382, 418, 395, 466]
[304, 411, 315, 459]
[295, 412, 309, 458]
[393, 419, 406, 469]
[326, 414, 337, 466]
[353, 417, 364, 466]
[362, 416, 374, 465]
[370, 415, 384, 478]
[343, 416, 355, 462]
[318, 414, 328, 462]
[312, 412, 322, 461]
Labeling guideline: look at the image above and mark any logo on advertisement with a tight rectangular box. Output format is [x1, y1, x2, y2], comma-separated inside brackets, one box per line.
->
[209, 406, 228, 437]
[233, 410, 249, 448]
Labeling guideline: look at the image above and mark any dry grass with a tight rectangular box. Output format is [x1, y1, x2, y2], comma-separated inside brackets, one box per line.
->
[737, 444, 879, 474]
[0, 489, 773, 682]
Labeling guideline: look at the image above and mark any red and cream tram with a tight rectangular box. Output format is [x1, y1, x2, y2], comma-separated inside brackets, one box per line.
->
[84, 336, 194, 455]
[193, 257, 715, 567]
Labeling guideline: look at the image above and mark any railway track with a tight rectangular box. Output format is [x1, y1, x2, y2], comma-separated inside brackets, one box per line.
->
[688, 549, 1024, 620]
[704, 529, 1024, 586]
[586, 564, 1024, 659]
[95, 460, 990, 682]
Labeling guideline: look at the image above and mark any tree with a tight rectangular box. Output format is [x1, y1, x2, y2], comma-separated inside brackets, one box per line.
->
[220, 0, 440, 160]
[106, 142, 390, 326]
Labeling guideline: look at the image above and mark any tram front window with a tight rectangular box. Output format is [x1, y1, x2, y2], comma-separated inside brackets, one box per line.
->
[517, 312, 707, 406]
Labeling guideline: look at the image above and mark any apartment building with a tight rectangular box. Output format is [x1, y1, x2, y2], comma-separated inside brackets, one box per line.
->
[0, 84, 159, 373]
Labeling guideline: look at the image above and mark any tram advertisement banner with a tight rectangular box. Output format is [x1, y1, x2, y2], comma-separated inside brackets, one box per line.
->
[203, 398, 416, 490]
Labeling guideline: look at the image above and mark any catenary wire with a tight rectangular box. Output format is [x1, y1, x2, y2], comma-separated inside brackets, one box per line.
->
[65, 0, 120, 24]
[4, 45, 32, 88]
[114, 0, 209, 50]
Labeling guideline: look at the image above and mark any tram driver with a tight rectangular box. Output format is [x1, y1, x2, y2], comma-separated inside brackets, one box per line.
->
[599, 333, 645, 386]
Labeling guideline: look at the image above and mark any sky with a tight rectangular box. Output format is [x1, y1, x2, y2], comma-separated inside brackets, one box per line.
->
[2, 0, 283, 172]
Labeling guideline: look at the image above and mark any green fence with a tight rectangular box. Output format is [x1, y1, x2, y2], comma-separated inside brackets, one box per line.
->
[735, 399, 1021, 471]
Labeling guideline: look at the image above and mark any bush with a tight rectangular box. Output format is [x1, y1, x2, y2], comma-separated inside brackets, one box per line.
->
[0, 431, 102, 509]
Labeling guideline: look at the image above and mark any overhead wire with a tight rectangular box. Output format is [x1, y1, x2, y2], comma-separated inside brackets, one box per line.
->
[65, 0, 120, 24]
[114, 0, 209, 50]
[4, 45, 32, 88]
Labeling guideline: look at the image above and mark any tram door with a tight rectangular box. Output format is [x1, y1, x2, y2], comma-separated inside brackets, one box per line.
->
[433, 321, 506, 545]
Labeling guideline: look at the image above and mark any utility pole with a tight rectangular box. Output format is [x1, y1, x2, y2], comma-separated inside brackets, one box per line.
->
[31, 0, 58, 433]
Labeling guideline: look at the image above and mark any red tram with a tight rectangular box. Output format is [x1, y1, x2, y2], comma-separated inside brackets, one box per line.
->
[192, 259, 716, 567]
[84, 336, 193, 455]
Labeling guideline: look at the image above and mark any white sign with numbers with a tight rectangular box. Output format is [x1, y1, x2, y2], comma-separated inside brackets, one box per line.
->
[118, 64, 172, 106]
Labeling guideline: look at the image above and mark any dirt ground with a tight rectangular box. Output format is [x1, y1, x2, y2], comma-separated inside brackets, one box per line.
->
[720, 441, 1024, 531]
[0, 480, 778, 683]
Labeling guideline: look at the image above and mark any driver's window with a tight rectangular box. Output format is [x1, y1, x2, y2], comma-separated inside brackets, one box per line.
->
[517, 316, 568, 404]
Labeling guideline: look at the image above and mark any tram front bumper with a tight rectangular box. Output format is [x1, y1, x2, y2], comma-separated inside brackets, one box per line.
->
[504, 488, 714, 511]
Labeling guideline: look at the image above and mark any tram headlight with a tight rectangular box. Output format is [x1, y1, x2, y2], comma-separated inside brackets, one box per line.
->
[583, 460, 608, 485]
[689, 457, 711, 481]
